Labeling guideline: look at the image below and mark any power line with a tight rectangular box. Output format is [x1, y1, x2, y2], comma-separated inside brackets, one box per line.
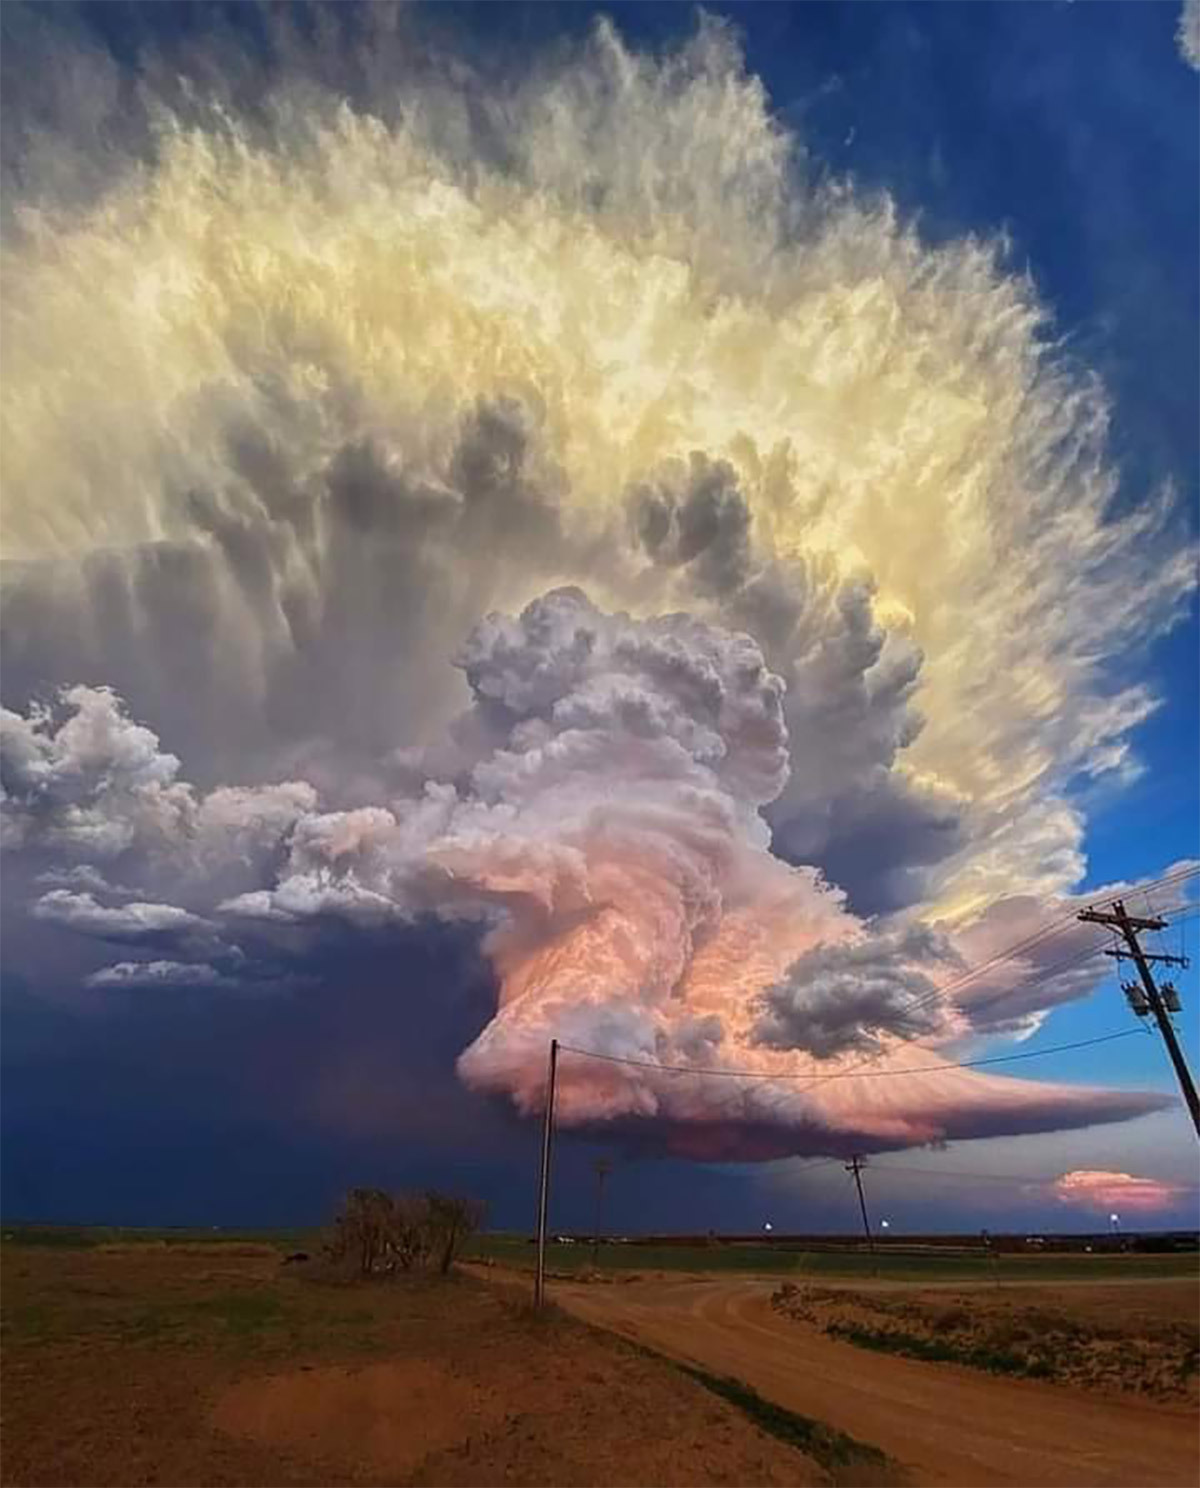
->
[789, 869, 1200, 1084]
[861, 875, 1199, 1030]
[554, 885, 1200, 1098]
[785, 938, 1115, 1098]
[530, 871, 1196, 1305]
[557, 1025, 1146, 1084]
[811, 897, 1200, 1095]
[792, 884, 1200, 1097]
[936, 865, 1199, 1002]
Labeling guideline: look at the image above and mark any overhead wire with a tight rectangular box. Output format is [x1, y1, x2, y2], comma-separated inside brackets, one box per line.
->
[884, 865, 1198, 1022]
[557, 872, 1199, 1097]
[554, 877, 1198, 1207]
[791, 871, 1200, 1094]
[801, 867, 1199, 1056]
[557, 1025, 1146, 1083]
[784, 936, 1112, 1098]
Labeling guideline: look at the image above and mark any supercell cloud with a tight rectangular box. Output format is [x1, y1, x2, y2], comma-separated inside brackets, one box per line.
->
[0, 5, 1194, 1160]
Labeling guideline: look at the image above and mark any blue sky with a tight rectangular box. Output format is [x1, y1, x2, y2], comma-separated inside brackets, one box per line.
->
[1, 0, 1197, 1234]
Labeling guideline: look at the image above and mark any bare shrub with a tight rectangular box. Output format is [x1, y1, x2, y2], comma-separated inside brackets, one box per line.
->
[425, 1192, 486, 1274]
[328, 1188, 395, 1276]
[325, 1187, 485, 1278]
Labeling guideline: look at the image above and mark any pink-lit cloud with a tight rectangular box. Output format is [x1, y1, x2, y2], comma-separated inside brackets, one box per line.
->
[2, 593, 1176, 1159]
[0, 9, 1194, 1168]
[1051, 1169, 1187, 1215]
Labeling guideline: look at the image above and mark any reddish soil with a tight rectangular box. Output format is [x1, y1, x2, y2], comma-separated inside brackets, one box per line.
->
[2, 1245, 834, 1487]
[555, 1274, 1200, 1488]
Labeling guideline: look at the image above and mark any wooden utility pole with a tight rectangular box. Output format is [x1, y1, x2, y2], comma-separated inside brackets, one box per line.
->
[591, 1159, 612, 1269]
[1078, 900, 1198, 1138]
[534, 1038, 559, 1307]
[845, 1155, 874, 1251]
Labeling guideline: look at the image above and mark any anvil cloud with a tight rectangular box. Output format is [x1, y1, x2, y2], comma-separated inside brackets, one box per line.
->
[0, 5, 1193, 1160]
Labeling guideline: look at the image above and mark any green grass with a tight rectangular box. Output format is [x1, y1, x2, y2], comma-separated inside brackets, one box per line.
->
[824, 1322, 1054, 1380]
[0, 1281, 387, 1358]
[188, 1291, 288, 1335]
[1, 1225, 319, 1251]
[673, 1361, 902, 1484]
[600, 1325, 901, 1484]
[466, 1233, 1198, 1282]
[7, 1224, 1195, 1281]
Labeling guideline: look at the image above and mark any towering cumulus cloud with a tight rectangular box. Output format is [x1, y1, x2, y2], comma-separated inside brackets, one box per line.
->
[1, 5, 1193, 1157]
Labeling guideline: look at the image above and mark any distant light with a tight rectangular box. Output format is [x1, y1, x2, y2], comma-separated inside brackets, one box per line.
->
[763, 1221, 773, 1232]
[880, 1219, 890, 1229]
[1110, 1213, 1119, 1222]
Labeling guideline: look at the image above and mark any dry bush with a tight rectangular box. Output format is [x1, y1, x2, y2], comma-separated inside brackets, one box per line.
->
[325, 1187, 485, 1278]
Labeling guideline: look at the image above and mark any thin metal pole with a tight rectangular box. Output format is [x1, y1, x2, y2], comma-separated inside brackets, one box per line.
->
[591, 1159, 611, 1269]
[534, 1038, 559, 1307]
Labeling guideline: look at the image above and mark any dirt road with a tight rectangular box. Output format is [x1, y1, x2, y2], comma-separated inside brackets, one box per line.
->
[555, 1277, 1199, 1487]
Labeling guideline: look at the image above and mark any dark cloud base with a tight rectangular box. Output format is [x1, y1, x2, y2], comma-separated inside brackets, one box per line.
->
[0, 946, 774, 1233]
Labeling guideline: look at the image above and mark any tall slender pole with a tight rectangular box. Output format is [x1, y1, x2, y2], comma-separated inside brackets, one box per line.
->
[1079, 901, 1199, 1138]
[845, 1155, 873, 1252]
[591, 1159, 611, 1269]
[534, 1038, 559, 1308]
[1142, 981, 1200, 1136]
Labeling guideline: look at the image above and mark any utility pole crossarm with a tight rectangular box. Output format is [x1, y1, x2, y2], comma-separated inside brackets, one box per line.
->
[1078, 907, 1167, 932]
[1078, 900, 1199, 1139]
[1104, 948, 1190, 967]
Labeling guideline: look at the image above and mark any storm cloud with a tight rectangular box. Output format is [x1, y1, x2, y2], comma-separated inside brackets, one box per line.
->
[1, 5, 1193, 1166]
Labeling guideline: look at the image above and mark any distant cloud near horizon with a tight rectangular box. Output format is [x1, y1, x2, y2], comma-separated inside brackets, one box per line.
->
[1051, 1168, 1188, 1216]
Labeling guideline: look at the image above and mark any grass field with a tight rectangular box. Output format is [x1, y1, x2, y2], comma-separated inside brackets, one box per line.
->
[4, 1226, 1195, 1485]
[1, 1224, 317, 1251]
[5, 1224, 1195, 1282]
[466, 1232, 1199, 1282]
[1, 1236, 881, 1486]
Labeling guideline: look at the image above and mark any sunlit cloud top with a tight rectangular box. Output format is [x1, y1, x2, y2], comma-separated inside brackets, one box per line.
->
[1052, 1169, 1189, 1215]
[1, 4, 1193, 1163]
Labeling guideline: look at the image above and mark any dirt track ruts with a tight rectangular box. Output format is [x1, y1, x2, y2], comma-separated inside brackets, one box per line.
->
[553, 1276, 1199, 1487]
